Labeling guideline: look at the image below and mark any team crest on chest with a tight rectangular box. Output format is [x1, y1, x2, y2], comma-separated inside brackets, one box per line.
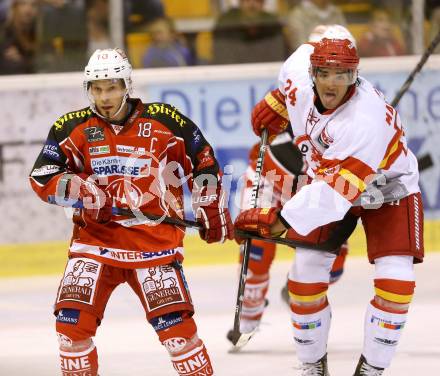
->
[84, 126, 105, 142]
[317, 128, 333, 149]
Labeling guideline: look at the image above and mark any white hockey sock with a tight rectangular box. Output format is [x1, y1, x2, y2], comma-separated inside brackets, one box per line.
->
[290, 304, 331, 363]
[362, 302, 407, 369]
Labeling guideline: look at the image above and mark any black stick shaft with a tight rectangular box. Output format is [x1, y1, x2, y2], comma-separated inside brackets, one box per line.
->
[233, 129, 268, 334]
[49, 195, 341, 251]
[47, 195, 202, 229]
[234, 230, 340, 254]
[391, 30, 440, 107]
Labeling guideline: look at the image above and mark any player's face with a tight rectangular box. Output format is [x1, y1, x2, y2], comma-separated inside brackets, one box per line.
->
[313, 67, 352, 109]
[89, 79, 128, 121]
[240, 0, 264, 16]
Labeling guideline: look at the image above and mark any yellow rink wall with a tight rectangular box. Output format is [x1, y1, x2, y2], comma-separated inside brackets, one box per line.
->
[0, 221, 439, 278]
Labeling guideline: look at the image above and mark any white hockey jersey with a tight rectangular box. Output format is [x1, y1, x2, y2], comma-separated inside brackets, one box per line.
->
[278, 44, 420, 235]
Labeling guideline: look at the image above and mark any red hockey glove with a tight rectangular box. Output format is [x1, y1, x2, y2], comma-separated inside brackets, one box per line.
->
[65, 174, 112, 224]
[234, 207, 280, 243]
[251, 89, 289, 137]
[192, 184, 234, 243]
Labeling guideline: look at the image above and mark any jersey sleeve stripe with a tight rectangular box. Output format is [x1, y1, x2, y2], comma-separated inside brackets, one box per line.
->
[265, 90, 290, 120]
[379, 128, 405, 170]
[338, 168, 367, 192]
[318, 156, 374, 179]
[316, 156, 375, 203]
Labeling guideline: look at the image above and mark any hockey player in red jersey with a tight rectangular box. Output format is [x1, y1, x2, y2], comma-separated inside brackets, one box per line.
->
[29, 48, 233, 376]
[227, 25, 355, 343]
[235, 38, 423, 375]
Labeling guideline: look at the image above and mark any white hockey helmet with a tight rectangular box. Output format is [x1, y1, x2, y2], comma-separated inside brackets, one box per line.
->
[84, 48, 132, 89]
[308, 24, 357, 47]
[84, 48, 133, 118]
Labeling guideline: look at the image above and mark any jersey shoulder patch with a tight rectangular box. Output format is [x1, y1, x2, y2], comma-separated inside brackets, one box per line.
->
[52, 107, 94, 134]
[143, 102, 188, 129]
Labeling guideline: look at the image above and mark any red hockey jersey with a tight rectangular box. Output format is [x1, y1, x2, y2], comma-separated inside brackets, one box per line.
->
[30, 99, 221, 268]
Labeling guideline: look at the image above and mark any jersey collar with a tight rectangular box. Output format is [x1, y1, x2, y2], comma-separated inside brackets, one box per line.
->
[314, 84, 356, 115]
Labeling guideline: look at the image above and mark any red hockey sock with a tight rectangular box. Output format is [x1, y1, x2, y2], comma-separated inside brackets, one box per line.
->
[170, 338, 213, 376]
[59, 344, 98, 376]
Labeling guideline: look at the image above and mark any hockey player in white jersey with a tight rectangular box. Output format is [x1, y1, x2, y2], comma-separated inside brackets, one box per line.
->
[227, 25, 357, 344]
[235, 37, 424, 375]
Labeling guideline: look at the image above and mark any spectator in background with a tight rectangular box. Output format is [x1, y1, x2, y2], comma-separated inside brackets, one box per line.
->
[86, 0, 111, 57]
[286, 0, 346, 50]
[212, 0, 286, 64]
[0, 0, 38, 75]
[0, 0, 12, 25]
[371, 0, 411, 25]
[429, 5, 440, 53]
[358, 8, 406, 57]
[124, 0, 165, 33]
[142, 17, 194, 68]
[36, 0, 87, 72]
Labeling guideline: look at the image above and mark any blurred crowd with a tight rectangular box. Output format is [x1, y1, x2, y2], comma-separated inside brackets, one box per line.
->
[0, 0, 439, 75]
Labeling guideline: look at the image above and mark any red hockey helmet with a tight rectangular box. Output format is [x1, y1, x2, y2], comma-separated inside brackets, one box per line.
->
[310, 38, 359, 70]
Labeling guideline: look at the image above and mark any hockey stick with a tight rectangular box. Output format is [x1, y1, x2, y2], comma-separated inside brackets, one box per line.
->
[391, 30, 440, 172]
[235, 230, 340, 254]
[228, 129, 269, 350]
[47, 194, 351, 251]
[391, 30, 440, 107]
[234, 208, 358, 254]
[47, 195, 201, 229]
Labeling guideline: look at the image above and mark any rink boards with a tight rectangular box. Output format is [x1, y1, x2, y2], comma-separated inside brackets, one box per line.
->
[1, 221, 439, 278]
